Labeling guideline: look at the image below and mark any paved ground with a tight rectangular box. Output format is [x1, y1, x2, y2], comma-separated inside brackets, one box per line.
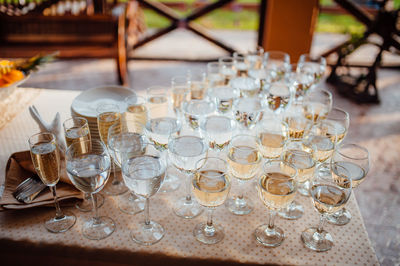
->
[22, 30, 400, 265]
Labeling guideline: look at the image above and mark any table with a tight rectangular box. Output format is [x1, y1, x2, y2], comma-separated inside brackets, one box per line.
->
[0, 88, 378, 265]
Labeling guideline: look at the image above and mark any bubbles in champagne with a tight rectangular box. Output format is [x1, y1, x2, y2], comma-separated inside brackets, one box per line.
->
[31, 142, 60, 186]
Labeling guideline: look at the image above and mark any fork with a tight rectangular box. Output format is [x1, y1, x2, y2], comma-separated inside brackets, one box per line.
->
[13, 177, 47, 203]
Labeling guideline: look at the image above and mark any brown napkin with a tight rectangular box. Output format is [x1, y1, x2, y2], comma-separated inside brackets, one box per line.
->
[0, 151, 83, 211]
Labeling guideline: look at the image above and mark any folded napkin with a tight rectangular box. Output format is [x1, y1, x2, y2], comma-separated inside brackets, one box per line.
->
[0, 151, 82, 211]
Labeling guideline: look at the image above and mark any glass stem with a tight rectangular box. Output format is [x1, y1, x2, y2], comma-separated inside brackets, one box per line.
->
[144, 198, 150, 226]
[204, 207, 216, 237]
[268, 210, 276, 230]
[185, 173, 192, 202]
[317, 214, 326, 233]
[91, 193, 100, 224]
[111, 158, 119, 185]
[49, 185, 63, 219]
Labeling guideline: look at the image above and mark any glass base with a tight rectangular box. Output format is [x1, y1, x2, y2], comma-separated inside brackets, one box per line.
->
[278, 201, 304, 220]
[254, 224, 285, 247]
[103, 171, 128, 196]
[119, 192, 145, 215]
[298, 181, 310, 197]
[83, 216, 116, 240]
[130, 220, 165, 245]
[45, 212, 76, 233]
[301, 227, 333, 252]
[173, 196, 203, 219]
[159, 172, 180, 193]
[327, 208, 351, 226]
[76, 193, 104, 212]
[193, 222, 224, 245]
[225, 196, 253, 215]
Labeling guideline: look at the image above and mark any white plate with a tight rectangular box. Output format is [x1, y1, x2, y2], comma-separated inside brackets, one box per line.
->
[71, 85, 136, 118]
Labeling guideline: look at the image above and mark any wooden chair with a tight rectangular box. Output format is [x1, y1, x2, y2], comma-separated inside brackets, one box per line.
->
[0, 0, 145, 85]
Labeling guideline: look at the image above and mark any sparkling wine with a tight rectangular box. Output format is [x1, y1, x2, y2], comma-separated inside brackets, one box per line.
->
[125, 104, 148, 126]
[98, 112, 121, 146]
[147, 95, 168, 118]
[168, 136, 208, 172]
[122, 155, 165, 198]
[31, 142, 60, 186]
[65, 126, 90, 147]
[283, 150, 315, 183]
[258, 133, 285, 159]
[332, 161, 366, 188]
[259, 172, 296, 210]
[303, 102, 329, 122]
[227, 145, 261, 181]
[192, 170, 230, 207]
[310, 184, 348, 214]
[66, 154, 110, 193]
[146, 117, 180, 150]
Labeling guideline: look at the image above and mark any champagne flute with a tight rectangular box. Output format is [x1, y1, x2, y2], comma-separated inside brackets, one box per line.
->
[171, 75, 191, 113]
[29, 132, 76, 233]
[327, 143, 369, 226]
[168, 131, 208, 218]
[192, 157, 231, 244]
[97, 104, 128, 196]
[225, 135, 262, 215]
[124, 95, 148, 127]
[200, 115, 237, 152]
[122, 145, 166, 245]
[255, 159, 297, 247]
[63, 117, 104, 212]
[108, 121, 147, 215]
[256, 117, 288, 159]
[66, 139, 115, 240]
[146, 86, 169, 120]
[325, 107, 350, 144]
[302, 89, 332, 124]
[301, 163, 351, 252]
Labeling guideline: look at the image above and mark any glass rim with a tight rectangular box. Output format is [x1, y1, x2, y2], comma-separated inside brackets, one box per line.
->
[28, 131, 56, 146]
[168, 135, 208, 158]
[63, 116, 88, 129]
[327, 107, 349, 119]
[195, 156, 227, 174]
[229, 134, 259, 149]
[259, 160, 297, 193]
[123, 153, 165, 181]
[200, 115, 236, 132]
[336, 143, 369, 160]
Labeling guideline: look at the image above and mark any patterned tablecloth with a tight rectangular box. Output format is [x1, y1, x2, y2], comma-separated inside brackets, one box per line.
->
[0, 88, 378, 266]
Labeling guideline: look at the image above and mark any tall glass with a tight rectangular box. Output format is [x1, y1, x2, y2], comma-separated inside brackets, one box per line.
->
[66, 139, 115, 240]
[97, 104, 127, 196]
[192, 157, 231, 244]
[124, 95, 148, 127]
[168, 132, 208, 218]
[29, 132, 76, 233]
[225, 135, 262, 215]
[327, 144, 369, 225]
[108, 121, 147, 215]
[188, 71, 207, 100]
[233, 52, 249, 77]
[171, 75, 191, 113]
[301, 163, 351, 252]
[302, 89, 332, 124]
[122, 145, 166, 245]
[146, 86, 169, 120]
[255, 159, 297, 247]
[206, 62, 224, 88]
[63, 117, 105, 212]
[219, 56, 236, 85]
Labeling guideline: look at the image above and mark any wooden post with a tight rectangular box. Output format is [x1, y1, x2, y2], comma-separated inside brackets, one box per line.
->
[259, 0, 319, 63]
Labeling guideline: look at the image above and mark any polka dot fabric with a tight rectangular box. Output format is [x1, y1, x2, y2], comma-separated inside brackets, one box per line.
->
[0, 89, 379, 265]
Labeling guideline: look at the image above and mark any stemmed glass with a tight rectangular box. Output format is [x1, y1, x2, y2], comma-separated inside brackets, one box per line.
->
[188, 71, 207, 100]
[298, 54, 327, 85]
[325, 107, 350, 145]
[108, 121, 147, 215]
[287, 63, 314, 100]
[206, 62, 224, 88]
[256, 117, 288, 159]
[168, 131, 208, 218]
[97, 104, 128, 196]
[264, 82, 292, 115]
[263, 51, 290, 80]
[192, 157, 231, 244]
[225, 135, 262, 215]
[230, 76, 259, 97]
[182, 99, 216, 130]
[219, 56, 236, 85]
[29, 132, 76, 233]
[255, 159, 297, 247]
[208, 86, 240, 115]
[124, 95, 148, 127]
[200, 115, 237, 152]
[233, 97, 264, 130]
[121, 144, 166, 245]
[66, 139, 115, 240]
[63, 117, 105, 212]
[301, 163, 352, 252]
[327, 144, 370, 225]
[302, 89, 332, 124]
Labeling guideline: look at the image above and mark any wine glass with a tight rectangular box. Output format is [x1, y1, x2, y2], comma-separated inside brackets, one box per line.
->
[302, 89, 332, 124]
[303, 121, 337, 164]
[225, 134, 262, 215]
[279, 139, 316, 220]
[230, 77, 258, 97]
[245, 46, 264, 70]
[298, 54, 327, 85]
[206, 62, 224, 88]
[264, 82, 292, 115]
[66, 139, 115, 240]
[182, 99, 216, 130]
[171, 75, 191, 113]
[124, 95, 148, 127]
[29, 132, 76, 233]
[301, 163, 351, 252]
[208, 86, 240, 115]
[97, 103, 128, 196]
[233, 52, 249, 77]
[63, 117, 104, 212]
[325, 107, 350, 145]
[233, 97, 264, 130]
[327, 143, 370, 226]
[122, 144, 166, 245]
[284, 101, 312, 140]
[256, 117, 288, 159]
[254, 159, 297, 247]
[192, 157, 231, 244]
[200, 115, 237, 152]
[168, 131, 208, 218]
[287, 63, 314, 100]
[108, 121, 147, 215]
[146, 86, 169, 120]
[263, 51, 290, 80]
[188, 71, 207, 100]
[219, 56, 236, 85]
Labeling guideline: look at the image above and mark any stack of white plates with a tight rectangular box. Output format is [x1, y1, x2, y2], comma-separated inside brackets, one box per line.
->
[70, 85, 136, 142]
